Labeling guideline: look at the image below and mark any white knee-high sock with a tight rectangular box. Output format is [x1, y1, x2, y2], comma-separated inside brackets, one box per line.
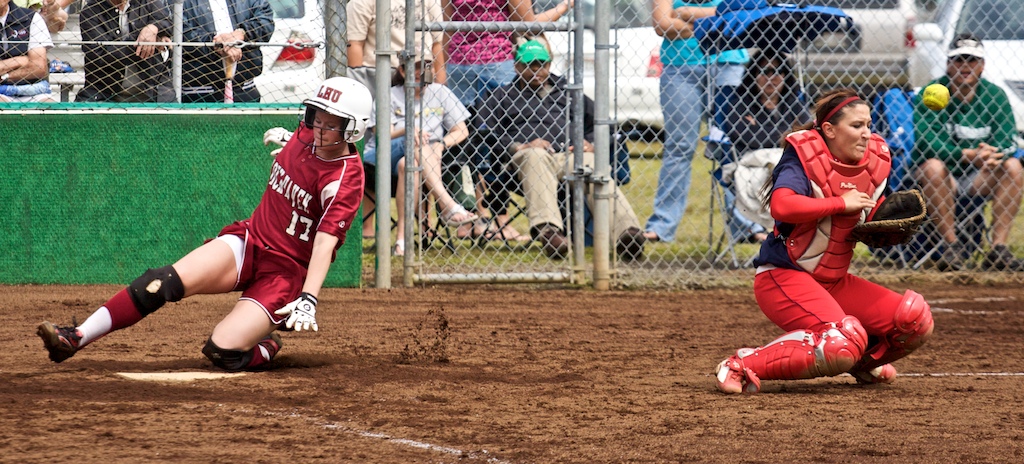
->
[77, 307, 113, 346]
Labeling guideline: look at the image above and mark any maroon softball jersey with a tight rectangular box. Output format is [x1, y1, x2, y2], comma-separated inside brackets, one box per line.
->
[249, 124, 364, 267]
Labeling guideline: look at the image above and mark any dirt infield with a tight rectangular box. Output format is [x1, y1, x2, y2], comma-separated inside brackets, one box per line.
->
[2, 281, 1023, 463]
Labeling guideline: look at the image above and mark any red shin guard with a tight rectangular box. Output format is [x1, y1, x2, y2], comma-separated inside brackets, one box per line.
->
[854, 290, 934, 372]
[738, 316, 869, 381]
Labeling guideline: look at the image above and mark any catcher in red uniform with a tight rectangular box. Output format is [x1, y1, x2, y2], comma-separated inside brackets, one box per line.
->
[37, 76, 372, 371]
[715, 88, 934, 394]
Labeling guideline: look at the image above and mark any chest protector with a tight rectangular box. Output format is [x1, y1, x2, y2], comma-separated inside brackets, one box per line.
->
[784, 130, 890, 282]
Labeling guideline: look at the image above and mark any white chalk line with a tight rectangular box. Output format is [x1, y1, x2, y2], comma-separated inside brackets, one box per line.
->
[929, 296, 1016, 304]
[898, 372, 1024, 378]
[930, 307, 1005, 315]
[236, 408, 512, 463]
[928, 295, 1019, 315]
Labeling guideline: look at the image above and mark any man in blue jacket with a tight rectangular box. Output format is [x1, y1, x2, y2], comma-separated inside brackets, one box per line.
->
[181, 0, 273, 103]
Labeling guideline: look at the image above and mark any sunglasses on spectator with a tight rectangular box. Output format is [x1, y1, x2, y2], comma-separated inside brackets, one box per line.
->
[758, 67, 782, 76]
[950, 55, 982, 64]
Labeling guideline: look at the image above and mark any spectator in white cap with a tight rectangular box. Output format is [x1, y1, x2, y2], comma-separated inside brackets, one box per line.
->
[913, 32, 1024, 271]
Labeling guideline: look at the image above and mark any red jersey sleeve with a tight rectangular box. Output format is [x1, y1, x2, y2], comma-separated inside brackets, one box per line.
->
[770, 188, 847, 224]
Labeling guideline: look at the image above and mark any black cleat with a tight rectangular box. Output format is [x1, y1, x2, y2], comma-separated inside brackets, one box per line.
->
[538, 225, 569, 260]
[37, 321, 82, 363]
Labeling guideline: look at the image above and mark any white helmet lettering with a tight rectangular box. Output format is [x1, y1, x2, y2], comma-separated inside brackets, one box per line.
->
[303, 77, 373, 143]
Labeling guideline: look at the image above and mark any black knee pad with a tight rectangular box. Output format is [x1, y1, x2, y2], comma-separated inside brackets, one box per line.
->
[202, 338, 252, 372]
[128, 265, 185, 316]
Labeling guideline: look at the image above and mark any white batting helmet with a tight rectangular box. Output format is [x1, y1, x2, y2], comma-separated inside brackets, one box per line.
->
[303, 76, 373, 143]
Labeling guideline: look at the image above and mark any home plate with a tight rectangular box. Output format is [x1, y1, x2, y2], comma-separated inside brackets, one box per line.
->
[116, 372, 246, 382]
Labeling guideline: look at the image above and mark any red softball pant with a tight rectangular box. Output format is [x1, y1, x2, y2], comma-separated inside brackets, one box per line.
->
[754, 267, 905, 337]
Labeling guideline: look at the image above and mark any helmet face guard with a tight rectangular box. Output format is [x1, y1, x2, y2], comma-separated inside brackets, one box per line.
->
[297, 106, 357, 148]
[300, 76, 373, 145]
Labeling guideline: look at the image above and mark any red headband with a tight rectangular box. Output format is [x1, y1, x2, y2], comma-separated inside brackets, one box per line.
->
[815, 96, 860, 128]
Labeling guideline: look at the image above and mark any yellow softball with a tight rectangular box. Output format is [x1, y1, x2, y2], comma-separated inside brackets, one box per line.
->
[922, 83, 950, 111]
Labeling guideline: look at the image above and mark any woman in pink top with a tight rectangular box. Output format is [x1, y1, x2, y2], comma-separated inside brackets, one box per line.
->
[444, 0, 571, 107]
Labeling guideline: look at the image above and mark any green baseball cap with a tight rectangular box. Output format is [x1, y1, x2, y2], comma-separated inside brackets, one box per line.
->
[515, 40, 551, 64]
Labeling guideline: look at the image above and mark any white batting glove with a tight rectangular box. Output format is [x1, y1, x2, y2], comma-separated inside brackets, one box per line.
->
[274, 292, 318, 332]
[263, 127, 292, 148]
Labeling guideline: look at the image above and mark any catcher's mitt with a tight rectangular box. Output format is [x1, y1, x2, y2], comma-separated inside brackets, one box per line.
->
[850, 189, 928, 248]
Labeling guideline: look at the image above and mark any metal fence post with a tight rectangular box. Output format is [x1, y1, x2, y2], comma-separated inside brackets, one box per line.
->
[570, 0, 586, 285]
[375, 0, 394, 289]
[591, 0, 612, 290]
[402, 0, 417, 288]
[172, 0, 183, 102]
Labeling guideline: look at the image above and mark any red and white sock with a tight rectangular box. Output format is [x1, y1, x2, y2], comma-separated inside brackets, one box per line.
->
[245, 336, 281, 369]
[77, 288, 143, 346]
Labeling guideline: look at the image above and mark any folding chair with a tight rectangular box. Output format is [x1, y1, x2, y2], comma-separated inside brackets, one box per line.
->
[704, 88, 770, 268]
[471, 126, 634, 249]
[463, 127, 533, 249]
[692, 0, 852, 267]
[362, 139, 464, 255]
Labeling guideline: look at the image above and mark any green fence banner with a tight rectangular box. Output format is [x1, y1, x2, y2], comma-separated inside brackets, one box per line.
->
[1, 106, 362, 287]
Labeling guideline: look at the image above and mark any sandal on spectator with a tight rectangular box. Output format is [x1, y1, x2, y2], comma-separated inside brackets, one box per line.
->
[393, 240, 405, 257]
[440, 204, 478, 227]
[484, 223, 531, 243]
[457, 219, 486, 239]
[642, 230, 662, 242]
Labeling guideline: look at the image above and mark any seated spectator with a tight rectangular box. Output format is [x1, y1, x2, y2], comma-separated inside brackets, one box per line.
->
[0, 0, 57, 102]
[475, 37, 646, 261]
[76, 0, 174, 103]
[13, 0, 70, 33]
[181, 0, 273, 103]
[722, 48, 810, 243]
[913, 33, 1023, 271]
[362, 58, 478, 256]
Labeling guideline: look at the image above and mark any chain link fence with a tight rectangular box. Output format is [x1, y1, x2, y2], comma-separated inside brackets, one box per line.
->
[389, 0, 1024, 288]
[4, 0, 1023, 288]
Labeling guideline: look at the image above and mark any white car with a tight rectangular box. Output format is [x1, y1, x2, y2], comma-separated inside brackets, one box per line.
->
[801, 0, 920, 91]
[254, 0, 325, 103]
[909, 0, 1024, 136]
[538, 0, 921, 136]
[537, 0, 664, 136]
